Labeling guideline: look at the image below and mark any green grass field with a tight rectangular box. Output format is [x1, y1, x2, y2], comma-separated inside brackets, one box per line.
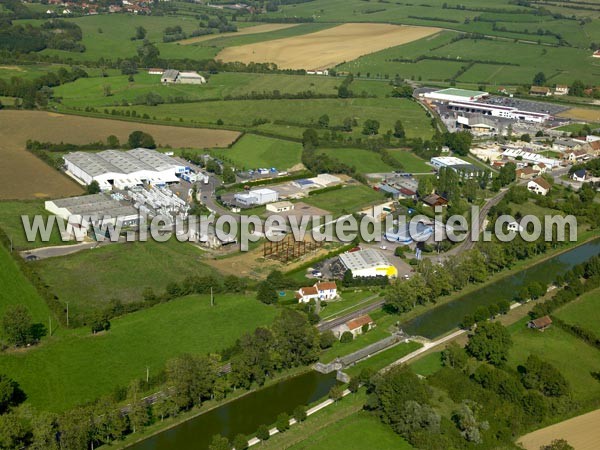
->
[345, 341, 422, 377]
[0, 245, 51, 326]
[0, 293, 277, 411]
[32, 240, 216, 320]
[554, 288, 600, 338]
[210, 134, 303, 171]
[409, 351, 443, 377]
[319, 148, 394, 173]
[0, 200, 74, 250]
[287, 410, 412, 450]
[389, 150, 432, 172]
[52, 71, 340, 109]
[304, 184, 386, 216]
[507, 318, 600, 404]
[111, 97, 434, 140]
[338, 31, 600, 86]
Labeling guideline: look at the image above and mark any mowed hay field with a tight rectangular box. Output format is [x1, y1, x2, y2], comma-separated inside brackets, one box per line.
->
[0, 110, 240, 200]
[518, 409, 600, 450]
[217, 23, 440, 70]
[179, 23, 299, 45]
[559, 108, 600, 122]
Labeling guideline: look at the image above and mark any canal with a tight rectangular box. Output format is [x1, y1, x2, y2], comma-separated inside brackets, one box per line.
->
[403, 239, 600, 339]
[128, 371, 337, 450]
[129, 238, 600, 450]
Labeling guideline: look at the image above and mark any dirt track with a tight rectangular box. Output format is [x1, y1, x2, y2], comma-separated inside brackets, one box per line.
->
[217, 23, 440, 70]
[518, 409, 600, 450]
[179, 23, 299, 45]
[0, 110, 240, 200]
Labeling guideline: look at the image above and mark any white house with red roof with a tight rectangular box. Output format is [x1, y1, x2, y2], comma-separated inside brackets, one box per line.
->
[295, 281, 338, 303]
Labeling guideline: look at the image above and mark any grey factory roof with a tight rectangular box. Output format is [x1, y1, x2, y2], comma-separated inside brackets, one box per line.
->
[51, 193, 137, 218]
[161, 69, 179, 80]
[64, 149, 182, 177]
[339, 249, 393, 272]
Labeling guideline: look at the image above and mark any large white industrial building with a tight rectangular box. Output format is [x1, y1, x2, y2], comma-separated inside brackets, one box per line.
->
[423, 88, 489, 103]
[339, 249, 398, 278]
[422, 88, 551, 123]
[430, 156, 483, 178]
[64, 149, 188, 190]
[234, 188, 278, 206]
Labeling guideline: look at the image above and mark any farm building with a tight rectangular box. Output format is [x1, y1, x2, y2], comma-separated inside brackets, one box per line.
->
[331, 314, 374, 339]
[148, 68, 164, 75]
[423, 88, 489, 103]
[594, 50, 600, 58]
[339, 248, 398, 278]
[295, 281, 338, 303]
[528, 315, 552, 331]
[528, 178, 551, 196]
[529, 86, 551, 97]
[160, 70, 206, 84]
[430, 156, 483, 178]
[63, 149, 187, 191]
[234, 188, 278, 206]
[45, 193, 139, 239]
[266, 201, 294, 213]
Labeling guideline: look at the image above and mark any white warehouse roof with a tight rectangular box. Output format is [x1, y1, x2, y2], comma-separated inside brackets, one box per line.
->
[339, 249, 393, 273]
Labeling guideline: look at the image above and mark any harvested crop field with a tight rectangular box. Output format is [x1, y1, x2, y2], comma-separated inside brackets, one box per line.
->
[179, 23, 298, 45]
[518, 409, 600, 450]
[217, 23, 440, 70]
[0, 110, 240, 200]
[558, 107, 600, 122]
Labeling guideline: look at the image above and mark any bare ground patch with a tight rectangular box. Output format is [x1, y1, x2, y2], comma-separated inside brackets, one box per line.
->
[217, 23, 441, 70]
[0, 110, 240, 200]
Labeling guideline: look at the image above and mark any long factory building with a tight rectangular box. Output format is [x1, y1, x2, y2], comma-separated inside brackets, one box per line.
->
[64, 148, 188, 190]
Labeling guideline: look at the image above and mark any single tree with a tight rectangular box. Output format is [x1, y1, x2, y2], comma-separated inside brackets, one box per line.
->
[2, 305, 33, 347]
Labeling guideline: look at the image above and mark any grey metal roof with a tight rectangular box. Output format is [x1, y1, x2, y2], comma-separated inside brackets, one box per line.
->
[64, 149, 182, 177]
[339, 249, 392, 272]
[161, 69, 179, 80]
[51, 193, 137, 218]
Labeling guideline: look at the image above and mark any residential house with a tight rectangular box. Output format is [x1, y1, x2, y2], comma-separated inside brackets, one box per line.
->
[507, 219, 524, 233]
[295, 281, 338, 303]
[515, 167, 539, 180]
[572, 169, 587, 182]
[554, 85, 569, 96]
[332, 314, 374, 339]
[532, 162, 548, 174]
[554, 139, 582, 152]
[528, 178, 551, 196]
[422, 194, 448, 207]
[529, 86, 551, 96]
[528, 315, 552, 331]
[562, 149, 588, 163]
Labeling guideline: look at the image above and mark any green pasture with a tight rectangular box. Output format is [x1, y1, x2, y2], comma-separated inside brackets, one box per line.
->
[508, 318, 600, 404]
[53, 71, 339, 109]
[112, 97, 435, 140]
[0, 293, 277, 411]
[210, 134, 303, 171]
[555, 288, 600, 338]
[31, 240, 217, 319]
[303, 184, 386, 216]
